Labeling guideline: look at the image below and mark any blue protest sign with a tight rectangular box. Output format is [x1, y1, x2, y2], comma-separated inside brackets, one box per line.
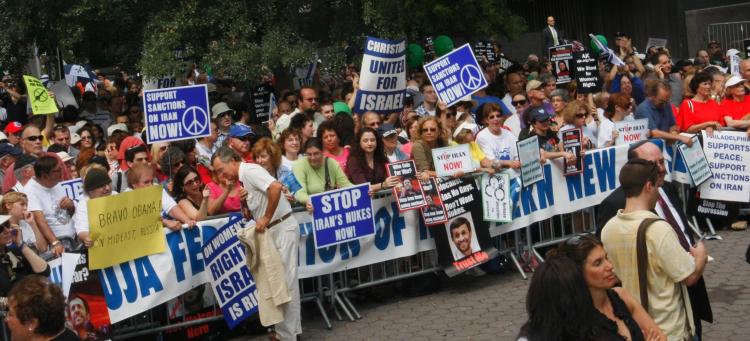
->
[144, 84, 211, 143]
[423, 43, 488, 107]
[353, 36, 406, 114]
[202, 214, 258, 329]
[311, 183, 375, 249]
[59, 178, 83, 202]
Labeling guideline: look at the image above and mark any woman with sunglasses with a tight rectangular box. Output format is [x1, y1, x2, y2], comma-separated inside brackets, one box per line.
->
[171, 166, 210, 221]
[76, 126, 96, 151]
[0, 215, 49, 299]
[558, 100, 596, 149]
[475, 103, 521, 171]
[411, 116, 449, 179]
[598, 93, 634, 148]
[511, 94, 529, 130]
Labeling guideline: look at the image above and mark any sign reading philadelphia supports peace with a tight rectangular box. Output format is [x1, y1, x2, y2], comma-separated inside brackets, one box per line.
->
[144, 84, 211, 143]
[354, 36, 406, 114]
[423, 44, 488, 107]
[311, 183, 375, 249]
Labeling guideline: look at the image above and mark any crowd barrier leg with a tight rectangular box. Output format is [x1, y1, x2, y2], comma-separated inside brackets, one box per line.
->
[299, 276, 332, 329]
[700, 217, 723, 240]
[492, 231, 527, 279]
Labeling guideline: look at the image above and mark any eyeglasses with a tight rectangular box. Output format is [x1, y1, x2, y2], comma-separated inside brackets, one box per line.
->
[80, 135, 92, 141]
[184, 177, 201, 187]
[444, 112, 456, 118]
[512, 100, 527, 106]
[576, 113, 588, 119]
[421, 127, 437, 133]
[25, 135, 43, 142]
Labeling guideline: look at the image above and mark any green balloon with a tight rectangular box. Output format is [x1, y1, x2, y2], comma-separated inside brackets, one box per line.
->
[406, 43, 425, 68]
[433, 35, 454, 57]
[590, 34, 608, 54]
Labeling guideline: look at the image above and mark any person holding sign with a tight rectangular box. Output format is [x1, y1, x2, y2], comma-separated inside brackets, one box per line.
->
[598, 93, 634, 148]
[126, 164, 196, 231]
[558, 100, 596, 149]
[635, 79, 693, 146]
[519, 108, 575, 162]
[73, 166, 115, 248]
[476, 103, 520, 171]
[451, 121, 493, 171]
[412, 116, 449, 178]
[292, 138, 353, 212]
[677, 72, 723, 134]
[211, 146, 301, 341]
[345, 128, 400, 192]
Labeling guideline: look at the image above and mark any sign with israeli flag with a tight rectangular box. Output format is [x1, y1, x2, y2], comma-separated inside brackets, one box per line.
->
[143, 84, 211, 143]
[423, 44, 488, 107]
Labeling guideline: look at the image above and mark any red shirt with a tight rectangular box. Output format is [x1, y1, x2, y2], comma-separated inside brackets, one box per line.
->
[677, 99, 723, 131]
[720, 96, 750, 120]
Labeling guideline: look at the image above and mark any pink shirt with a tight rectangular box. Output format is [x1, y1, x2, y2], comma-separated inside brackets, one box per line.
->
[206, 181, 242, 213]
[325, 147, 350, 173]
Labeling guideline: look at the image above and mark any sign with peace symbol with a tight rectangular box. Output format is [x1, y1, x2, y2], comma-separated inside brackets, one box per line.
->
[33, 88, 49, 102]
[182, 106, 208, 136]
[460, 64, 483, 91]
[143, 84, 211, 143]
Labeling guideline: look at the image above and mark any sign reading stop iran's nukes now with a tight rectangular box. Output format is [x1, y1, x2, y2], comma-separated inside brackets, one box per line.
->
[423, 44, 488, 107]
[614, 119, 648, 145]
[354, 37, 406, 114]
[144, 84, 211, 144]
[698, 131, 750, 202]
[432, 144, 474, 178]
[311, 183, 375, 249]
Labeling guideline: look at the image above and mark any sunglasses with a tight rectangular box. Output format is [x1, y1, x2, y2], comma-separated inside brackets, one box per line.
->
[25, 135, 43, 142]
[184, 177, 201, 187]
[234, 135, 254, 142]
[421, 127, 437, 133]
[576, 113, 588, 119]
[512, 100, 527, 106]
[171, 160, 183, 168]
[217, 112, 232, 118]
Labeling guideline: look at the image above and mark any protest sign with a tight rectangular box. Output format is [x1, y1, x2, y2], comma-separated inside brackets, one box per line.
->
[420, 178, 448, 225]
[68, 253, 112, 340]
[144, 84, 211, 143]
[310, 183, 375, 249]
[203, 215, 258, 329]
[678, 135, 712, 187]
[142, 76, 178, 90]
[164, 285, 225, 341]
[423, 44, 488, 107]
[87, 185, 165, 270]
[353, 37, 406, 114]
[562, 128, 584, 175]
[432, 144, 474, 177]
[387, 160, 427, 211]
[614, 119, 649, 145]
[251, 83, 275, 121]
[59, 178, 84, 202]
[473, 41, 496, 63]
[517, 136, 543, 187]
[481, 172, 512, 223]
[645, 37, 667, 51]
[549, 44, 574, 84]
[698, 131, 750, 202]
[293, 62, 316, 90]
[496, 56, 517, 75]
[23, 75, 58, 115]
[48, 252, 82, 298]
[100, 219, 222, 323]
[435, 178, 498, 276]
[573, 51, 602, 93]
[424, 36, 436, 61]
[50, 81, 79, 109]
[729, 54, 741, 76]
[745, 39, 750, 58]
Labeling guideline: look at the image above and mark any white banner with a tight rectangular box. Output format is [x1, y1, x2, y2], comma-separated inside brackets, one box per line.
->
[698, 131, 750, 202]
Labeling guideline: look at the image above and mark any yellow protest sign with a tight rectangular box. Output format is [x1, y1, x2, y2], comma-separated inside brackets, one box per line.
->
[22, 75, 58, 115]
[87, 185, 166, 270]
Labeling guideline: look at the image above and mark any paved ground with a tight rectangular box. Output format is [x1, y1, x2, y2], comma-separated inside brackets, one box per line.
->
[243, 228, 749, 340]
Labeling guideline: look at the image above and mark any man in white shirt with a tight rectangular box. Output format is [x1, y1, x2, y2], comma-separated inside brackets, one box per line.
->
[212, 146, 301, 340]
[23, 155, 75, 256]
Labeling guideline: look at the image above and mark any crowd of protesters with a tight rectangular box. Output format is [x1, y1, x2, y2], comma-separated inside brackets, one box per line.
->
[0, 16, 748, 339]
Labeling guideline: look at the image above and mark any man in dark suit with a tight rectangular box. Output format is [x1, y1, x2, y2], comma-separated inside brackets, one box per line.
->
[542, 16, 564, 54]
[597, 140, 713, 338]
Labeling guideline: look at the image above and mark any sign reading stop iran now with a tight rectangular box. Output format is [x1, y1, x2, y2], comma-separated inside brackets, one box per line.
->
[517, 136, 544, 188]
[354, 36, 406, 114]
[143, 84, 211, 144]
[423, 44, 488, 107]
[677, 134, 712, 187]
[88, 185, 166, 270]
[698, 130, 750, 202]
[614, 119, 649, 145]
[23, 75, 59, 115]
[311, 183, 375, 249]
[432, 144, 474, 178]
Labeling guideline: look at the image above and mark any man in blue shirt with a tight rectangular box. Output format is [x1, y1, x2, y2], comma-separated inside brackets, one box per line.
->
[634, 79, 692, 146]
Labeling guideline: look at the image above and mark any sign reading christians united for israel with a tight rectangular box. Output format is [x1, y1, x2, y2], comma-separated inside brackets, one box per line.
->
[311, 183, 375, 249]
[354, 37, 406, 114]
[423, 44, 488, 107]
[202, 215, 258, 329]
[143, 84, 211, 143]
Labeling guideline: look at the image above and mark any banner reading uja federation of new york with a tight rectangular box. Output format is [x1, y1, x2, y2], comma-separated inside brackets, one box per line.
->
[354, 37, 406, 114]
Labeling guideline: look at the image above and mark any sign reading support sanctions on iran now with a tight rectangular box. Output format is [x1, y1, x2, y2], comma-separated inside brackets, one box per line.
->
[698, 131, 750, 202]
[88, 185, 165, 270]
[423, 44, 488, 107]
[23, 75, 58, 115]
[614, 119, 649, 145]
[144, 84, 211, 144]
[202, 215, 258, 329]
[432, 144, 474, 178]
[677, 134, 712, 187]
[311, 183, 375, 249]
[354, 37, 406, 114]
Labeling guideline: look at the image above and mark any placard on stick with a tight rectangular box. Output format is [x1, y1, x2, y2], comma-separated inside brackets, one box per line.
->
[562, 128, 584, 175]
[677, 134, 712, 187]
[517, 136, 544, 187]
[386, 160, 427, 211]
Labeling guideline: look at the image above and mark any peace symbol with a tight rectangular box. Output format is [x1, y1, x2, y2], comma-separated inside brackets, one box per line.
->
[182, 106, 209, 136]
[33, 88, 49, 102]
[460, 64, 484, 90]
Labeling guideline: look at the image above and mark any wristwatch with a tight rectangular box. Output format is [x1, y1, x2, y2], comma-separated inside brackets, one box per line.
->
[51, 240, 61, 247]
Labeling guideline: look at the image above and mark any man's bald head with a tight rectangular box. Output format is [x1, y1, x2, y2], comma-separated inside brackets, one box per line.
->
[628, 141, 666, 186]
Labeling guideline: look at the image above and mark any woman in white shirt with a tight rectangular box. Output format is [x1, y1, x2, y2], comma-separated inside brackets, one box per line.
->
[597, 93, 634, 148]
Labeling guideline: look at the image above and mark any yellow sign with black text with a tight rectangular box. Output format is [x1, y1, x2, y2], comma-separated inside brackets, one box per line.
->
[22, 75, 58, 115]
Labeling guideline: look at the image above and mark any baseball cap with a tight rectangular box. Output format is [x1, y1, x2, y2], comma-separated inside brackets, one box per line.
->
[211, 102, 234, 119]
[229, 123, 255, 138]
[526, 79, 544, 93]
[56, 151, 74, 163]
[0, 143, 21, 158]
[453, 121, 478, 138]
[107, 123, 128, 137]
[14, 154, 37, 170]
[70, 133, 81, 145]
[725, 75, 744, 89]
[4, 122, 22, 135]
[377, 123, 398, 138]
[528, 106, 553, 123]
[333, 101, 351, 115]
[726, 48, 740, 57]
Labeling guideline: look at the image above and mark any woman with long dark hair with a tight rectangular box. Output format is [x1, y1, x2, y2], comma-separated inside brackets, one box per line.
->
[345, 127, 399, 191]
[171, 166, 210, 221]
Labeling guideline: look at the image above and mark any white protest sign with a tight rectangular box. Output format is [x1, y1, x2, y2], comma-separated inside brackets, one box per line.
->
[645, 38, 667, 51]
[614, 119, 649, 145]
[481, 172, 512, 223]
[517, 136, 543, 187]
[48, 253, 82, 298]
[50, 81, 79, 109]
[677, 135, 712, 187]
[432, 144, 474, 177]
[698, 130, 750, 202]
[353, 37, 406, 114]
[730, 54, 741, 76]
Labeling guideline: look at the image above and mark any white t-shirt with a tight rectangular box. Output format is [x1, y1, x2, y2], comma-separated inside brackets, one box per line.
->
[239, 163, 293, 229]
[23, 178, 76, 239]
[475, 127, 518, 161]
[597, 118, 616, 148]
[281, 155, 297, 172]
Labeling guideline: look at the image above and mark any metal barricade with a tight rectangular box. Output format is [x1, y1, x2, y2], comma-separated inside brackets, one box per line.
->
[706, 21, 750, 50]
